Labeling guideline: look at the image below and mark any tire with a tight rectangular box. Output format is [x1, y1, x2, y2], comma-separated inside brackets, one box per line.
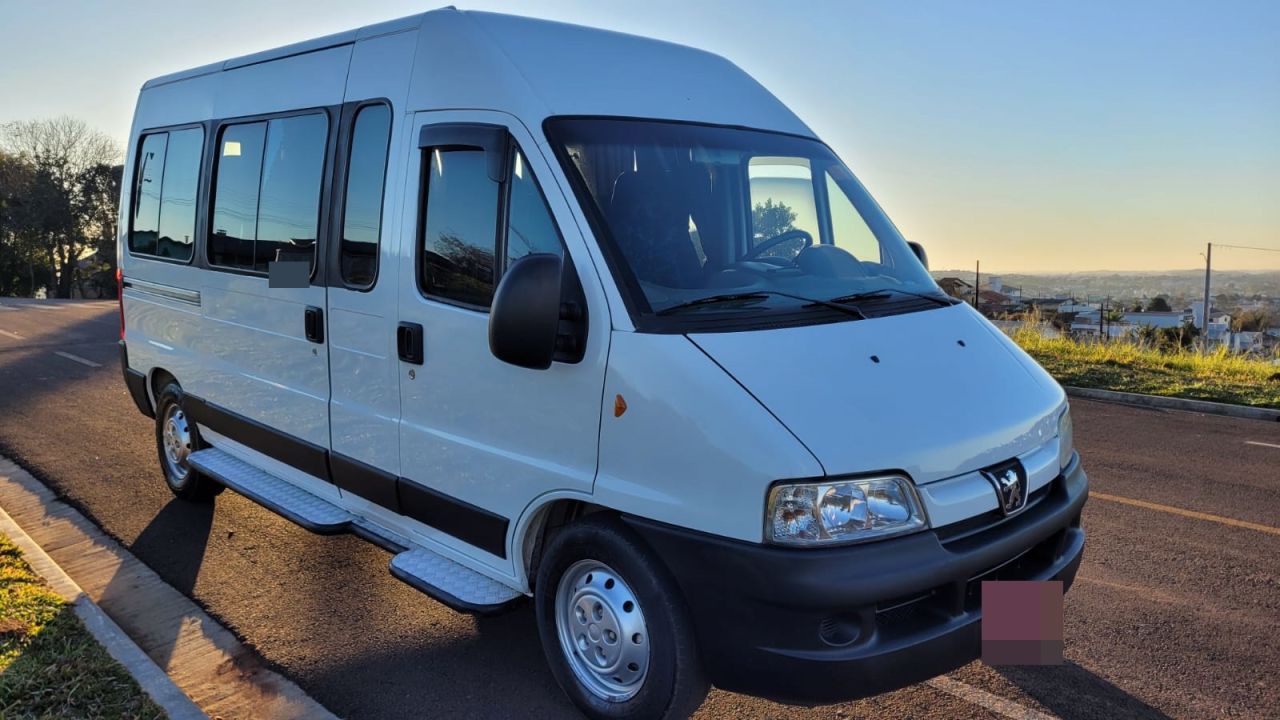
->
[154, 382, 221, 501]
[535, 514, 709, 720]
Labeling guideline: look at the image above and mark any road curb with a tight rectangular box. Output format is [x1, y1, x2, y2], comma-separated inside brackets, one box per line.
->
[0, 456, 340, 720]
[0, 503, 207, 720]
[1065, 386, 1280, 422]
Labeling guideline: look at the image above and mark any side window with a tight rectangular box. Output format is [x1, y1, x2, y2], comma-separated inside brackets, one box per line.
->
[255, 114, 327, 271]
[209, 113, 328, 272]
[339, 104, 392, 288]
[747, 156, 820, 258]
[419, 139, 566, 309]
[210, 122, 266, 268]
[129, 129, 204, 261]
[155, 129, 203, 259]
[420, 149, 500, 307]
[826, 171, 881, 263]
[129, 134, 167, 256]
[504, 148, 564, 269]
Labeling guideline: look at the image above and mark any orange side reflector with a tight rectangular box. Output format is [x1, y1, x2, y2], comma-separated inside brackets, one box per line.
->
[613, 394, 628, 418]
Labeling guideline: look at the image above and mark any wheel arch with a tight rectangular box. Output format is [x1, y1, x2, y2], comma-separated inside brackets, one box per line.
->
[148, 367, 178, 411]
[516, 492, 614, 591]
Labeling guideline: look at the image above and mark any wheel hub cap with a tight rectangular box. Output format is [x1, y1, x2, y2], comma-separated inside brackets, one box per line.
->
[555, 560, 650, 702]
[162, 405, 192, 480]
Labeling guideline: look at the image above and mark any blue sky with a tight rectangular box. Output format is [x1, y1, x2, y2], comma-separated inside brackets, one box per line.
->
[3, 0, 1277, 272]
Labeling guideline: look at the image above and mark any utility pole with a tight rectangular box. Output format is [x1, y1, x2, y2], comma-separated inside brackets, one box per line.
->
[974, 260, 980, 309]
[1201, 242, 1212, 352]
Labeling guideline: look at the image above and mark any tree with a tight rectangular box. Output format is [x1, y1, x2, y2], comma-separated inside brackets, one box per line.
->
[752, 199, 796, 242]
[751, 199, 798, 259]
[1147, 296, 1172, 312]
[1130, 301, 1145, 312]
[1231, 309, 1273, 333]
[0, 117, 120, 297]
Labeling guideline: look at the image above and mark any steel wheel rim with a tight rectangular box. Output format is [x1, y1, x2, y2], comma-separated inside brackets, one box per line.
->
[162, 403, 193, 482]
[555, 559, 650, 702]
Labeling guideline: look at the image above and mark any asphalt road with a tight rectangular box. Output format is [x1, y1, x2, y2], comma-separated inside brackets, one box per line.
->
[0, 299, 1277, 720]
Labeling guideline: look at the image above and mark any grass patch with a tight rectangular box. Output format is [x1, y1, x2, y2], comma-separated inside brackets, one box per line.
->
[1011, 327, 1280, 409]
[0, 533, 165, 719]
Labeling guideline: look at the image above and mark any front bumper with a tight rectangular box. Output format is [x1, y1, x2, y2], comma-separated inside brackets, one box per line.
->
[623, 455, 1088, 705]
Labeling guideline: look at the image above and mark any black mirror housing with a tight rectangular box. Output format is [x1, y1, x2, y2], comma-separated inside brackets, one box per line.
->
[907, 241, 929, 270]
[490, 253, 585, 370]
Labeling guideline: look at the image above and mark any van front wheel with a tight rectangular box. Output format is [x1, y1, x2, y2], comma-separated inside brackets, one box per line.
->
[154, 382, 221, 501]
[535, 514, 708, 720]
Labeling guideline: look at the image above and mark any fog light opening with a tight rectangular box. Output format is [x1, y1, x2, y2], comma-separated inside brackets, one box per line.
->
[818, 613, 861, 647]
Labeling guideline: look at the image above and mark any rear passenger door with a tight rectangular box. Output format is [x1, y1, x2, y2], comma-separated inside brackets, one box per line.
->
[395, 112, 606, 573]
[188, 111, 334, 476]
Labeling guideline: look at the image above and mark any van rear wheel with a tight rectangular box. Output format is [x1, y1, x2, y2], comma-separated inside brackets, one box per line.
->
[535, 514, 708, 719]
[154, 382, 221, 501]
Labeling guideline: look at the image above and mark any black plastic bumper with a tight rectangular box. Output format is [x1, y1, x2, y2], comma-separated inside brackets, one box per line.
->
[119, 340, 154, 419]
[623, 456, 1088, 706]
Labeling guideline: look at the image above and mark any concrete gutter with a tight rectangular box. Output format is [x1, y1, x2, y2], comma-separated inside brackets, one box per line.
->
[0, 504, 207, 720]
[0, 456, 339, 720]
[1065, 386, 1280, 422]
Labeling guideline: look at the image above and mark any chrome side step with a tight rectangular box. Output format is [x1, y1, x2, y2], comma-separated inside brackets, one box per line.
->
[390, 550, 522, 615]
[187, 447, 523, 614]
[188, 448, 352, 532]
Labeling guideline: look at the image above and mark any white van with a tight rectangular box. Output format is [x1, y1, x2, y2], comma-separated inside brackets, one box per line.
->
[118, 8, 1087, 718]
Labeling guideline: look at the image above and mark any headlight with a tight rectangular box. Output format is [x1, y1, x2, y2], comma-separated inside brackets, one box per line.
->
[766, 476, 928, 546]
[1057, 406, 1074, 471]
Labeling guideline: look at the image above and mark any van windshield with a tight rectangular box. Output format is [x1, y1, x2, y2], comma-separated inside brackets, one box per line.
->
[547, 118, 944, 325]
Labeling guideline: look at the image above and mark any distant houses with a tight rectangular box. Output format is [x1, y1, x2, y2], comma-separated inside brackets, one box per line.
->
[965, 288, 1278, 356]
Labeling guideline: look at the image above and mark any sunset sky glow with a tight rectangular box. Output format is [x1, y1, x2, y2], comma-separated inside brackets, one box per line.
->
[3, 0, 1276, 272]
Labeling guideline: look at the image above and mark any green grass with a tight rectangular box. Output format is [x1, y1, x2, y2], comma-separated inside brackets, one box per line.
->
[0, 534, 165, 720]
[1010, 327, 1280, 409]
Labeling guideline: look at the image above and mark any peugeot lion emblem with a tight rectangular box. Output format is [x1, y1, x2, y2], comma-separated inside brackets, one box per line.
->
[983, 462, 1028, 516]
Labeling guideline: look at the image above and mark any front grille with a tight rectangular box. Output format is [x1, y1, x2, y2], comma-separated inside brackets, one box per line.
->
[935, 477, 1059, 548]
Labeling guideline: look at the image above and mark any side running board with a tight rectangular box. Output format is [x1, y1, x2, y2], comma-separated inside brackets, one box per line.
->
[187, 447, 523, 614]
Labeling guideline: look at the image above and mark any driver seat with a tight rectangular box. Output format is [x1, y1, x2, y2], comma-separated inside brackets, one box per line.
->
[608, 170, 704, 288]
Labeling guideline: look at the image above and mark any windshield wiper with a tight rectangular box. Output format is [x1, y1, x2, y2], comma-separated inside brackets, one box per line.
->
[657, 290, 866, 319]
[828, 288, 959, 308]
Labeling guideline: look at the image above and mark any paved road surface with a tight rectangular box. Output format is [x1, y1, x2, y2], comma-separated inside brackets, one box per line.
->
[0, 299, 1277, 719]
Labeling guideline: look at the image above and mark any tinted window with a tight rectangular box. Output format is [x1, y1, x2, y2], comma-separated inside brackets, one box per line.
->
[209, 114, 327, 272]
[420, 149, 499, 307]
[340, 104, 392, 288]
[505, 148, 563, 268]
[255, 114, 327, 271]
[129, 133, 167, 256]
[210, 122, 266, 268]
[155, 128, 202, 260]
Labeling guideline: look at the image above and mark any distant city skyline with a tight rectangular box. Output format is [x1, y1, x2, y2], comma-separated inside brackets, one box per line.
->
[3, 0, 1277, 272]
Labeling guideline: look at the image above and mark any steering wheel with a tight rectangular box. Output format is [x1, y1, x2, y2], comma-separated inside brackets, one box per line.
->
[744, 229, 813, 262]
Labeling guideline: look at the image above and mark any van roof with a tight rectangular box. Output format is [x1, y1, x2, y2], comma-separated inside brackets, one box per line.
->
[139, 7, 813, 137]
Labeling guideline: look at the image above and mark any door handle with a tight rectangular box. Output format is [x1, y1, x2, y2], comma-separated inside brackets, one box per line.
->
[397, 322, 424, 364]
[304, 306, 324, 344]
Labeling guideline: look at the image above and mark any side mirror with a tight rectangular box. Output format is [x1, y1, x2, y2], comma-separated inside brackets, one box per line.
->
[907, 241, 929, 270]
[489, 253, 585, 370]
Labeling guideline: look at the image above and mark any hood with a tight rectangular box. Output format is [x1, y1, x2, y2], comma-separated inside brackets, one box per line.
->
[689, 305, 1065, 485]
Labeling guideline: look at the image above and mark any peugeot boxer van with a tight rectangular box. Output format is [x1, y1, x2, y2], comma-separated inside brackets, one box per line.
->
[118, 8, 1087, 719]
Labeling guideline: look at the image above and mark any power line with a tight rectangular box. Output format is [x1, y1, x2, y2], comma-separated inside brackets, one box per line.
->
[1214, 243, 1280, 254]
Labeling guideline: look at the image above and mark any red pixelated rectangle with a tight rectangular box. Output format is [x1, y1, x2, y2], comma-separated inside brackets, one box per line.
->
[980, 580, 1064, 665]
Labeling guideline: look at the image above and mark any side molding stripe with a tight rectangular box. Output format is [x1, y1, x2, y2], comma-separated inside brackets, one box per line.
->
[183, 395, 331, 482]
[398, 479, 509, 559]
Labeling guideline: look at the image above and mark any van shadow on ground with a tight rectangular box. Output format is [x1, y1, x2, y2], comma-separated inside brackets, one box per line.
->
[996, 661, 1172, 720]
